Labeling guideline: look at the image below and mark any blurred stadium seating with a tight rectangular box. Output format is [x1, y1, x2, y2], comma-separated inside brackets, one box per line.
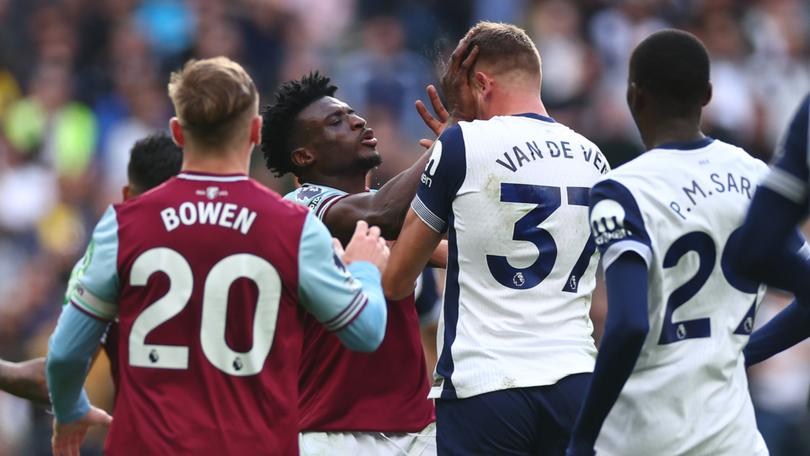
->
[0, 1, 808, 454]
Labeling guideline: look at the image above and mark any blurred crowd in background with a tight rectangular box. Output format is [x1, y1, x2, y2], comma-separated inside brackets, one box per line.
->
[0, 0, 808, 454]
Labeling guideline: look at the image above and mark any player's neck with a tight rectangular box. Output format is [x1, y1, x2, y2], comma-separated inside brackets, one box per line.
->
[640, 116, 704, 151]
[301, 170, 368, 194]
[484, 91, 548, 119]
[181, 148, 251, 176]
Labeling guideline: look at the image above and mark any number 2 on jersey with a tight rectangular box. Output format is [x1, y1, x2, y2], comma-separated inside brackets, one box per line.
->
[486, 183, 595, 291]
[129, 248, 281, 376]
[659, 228, 759, 345]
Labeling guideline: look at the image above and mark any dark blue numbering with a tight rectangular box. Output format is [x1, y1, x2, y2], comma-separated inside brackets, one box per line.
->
[486, 183, 596, 291]
[659, 228, 760, 345]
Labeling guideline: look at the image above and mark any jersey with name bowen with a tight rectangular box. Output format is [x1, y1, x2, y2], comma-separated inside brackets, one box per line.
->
[67, 172, 371, 455]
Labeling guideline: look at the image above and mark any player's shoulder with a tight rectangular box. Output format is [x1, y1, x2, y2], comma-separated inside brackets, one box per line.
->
[285, 183, 346, 204]
[284, 183, 349, 217]
[245, 179, 310, 216]
[693, 139, 770, 180]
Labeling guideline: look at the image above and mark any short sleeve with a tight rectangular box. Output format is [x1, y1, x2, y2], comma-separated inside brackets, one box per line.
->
[589, 179, 652, 269]
[68, 206, 120, 320]
[762, 95, 810, 205]
[411, 124, 466, 233]
[297, 212, 369, 332]
[285, 185, 348, 220]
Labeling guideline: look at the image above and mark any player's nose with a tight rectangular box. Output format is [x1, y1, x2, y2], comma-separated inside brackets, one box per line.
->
[349, 113, 367, 129]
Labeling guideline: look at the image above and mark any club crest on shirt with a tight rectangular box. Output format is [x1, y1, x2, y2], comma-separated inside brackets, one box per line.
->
[195, 186, 229, 200]
[590, 199, 631, 245]
[298, 185, 323, 201]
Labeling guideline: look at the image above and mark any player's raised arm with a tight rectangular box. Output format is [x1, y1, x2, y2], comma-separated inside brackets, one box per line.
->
[321, 148, 433, 245]
[298, 215, 389, 352]
[383, 122, 464, 300]
[320, 85, 452, 245]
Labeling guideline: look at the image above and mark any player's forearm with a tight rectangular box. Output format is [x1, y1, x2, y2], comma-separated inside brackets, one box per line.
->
[744, 299, 810, 367]
[334, 262, 387, 352]
[570, 254, 649, 449]
[383, 209, 443, 300]
[0, 358, 49, 404]
[364, 148, 433, 236]
[47, 305, 108, 423]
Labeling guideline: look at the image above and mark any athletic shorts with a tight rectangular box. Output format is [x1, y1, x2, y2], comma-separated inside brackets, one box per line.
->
[436, 373, 591, 456]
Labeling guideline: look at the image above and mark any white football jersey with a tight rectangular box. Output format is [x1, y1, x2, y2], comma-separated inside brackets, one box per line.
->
[412, 113, 608, 399]
[589, 138, 769, 455]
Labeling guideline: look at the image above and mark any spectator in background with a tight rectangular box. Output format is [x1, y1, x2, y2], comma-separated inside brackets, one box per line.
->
[0, 1, 807, 454]
[332, 14, 434, 143]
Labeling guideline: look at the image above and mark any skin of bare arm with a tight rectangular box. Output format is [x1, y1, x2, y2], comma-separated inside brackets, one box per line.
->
[429, 240, 448, 269]
[321, 147, 433, 246]
[383, 208, 444, 300]
[0, 358, 49, 404]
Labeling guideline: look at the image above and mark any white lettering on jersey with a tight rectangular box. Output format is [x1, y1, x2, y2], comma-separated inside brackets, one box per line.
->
[161, 202, 257, 234]
[421, 141, 443, 187]
[161, 208, 180, 232]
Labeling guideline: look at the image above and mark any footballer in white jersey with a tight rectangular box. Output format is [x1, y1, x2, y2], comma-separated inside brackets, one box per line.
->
[589, 138, 768, 455]
[384, 22, 609, 454]
[412, 113, 607, 400]
[568, 30, 769, 456]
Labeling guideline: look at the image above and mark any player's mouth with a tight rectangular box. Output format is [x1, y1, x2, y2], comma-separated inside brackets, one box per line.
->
[360, 129, 378, 148]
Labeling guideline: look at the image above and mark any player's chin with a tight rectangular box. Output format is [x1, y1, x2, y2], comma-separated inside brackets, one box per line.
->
[357, 149, 382, 169]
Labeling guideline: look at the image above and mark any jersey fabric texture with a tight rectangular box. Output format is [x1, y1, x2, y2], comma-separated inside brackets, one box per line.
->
[412, 113, 607, 400]
[589, 138, 768, 455]
[286, 184, 435, 432]
[67, 172, 375, 455]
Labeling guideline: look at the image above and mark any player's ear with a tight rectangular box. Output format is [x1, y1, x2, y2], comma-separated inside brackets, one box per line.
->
[169, 118, 184, 148]
[702, 82, 713, 107]
[122, 185, 130, 201]
[473, 71, 490, 94]
[249, 115, 262, 145]
[626, 82, 642, 112]
[291, 147, 315, 168]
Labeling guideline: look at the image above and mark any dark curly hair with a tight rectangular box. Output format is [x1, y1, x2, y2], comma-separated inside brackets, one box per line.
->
[261, 72, 337, 177]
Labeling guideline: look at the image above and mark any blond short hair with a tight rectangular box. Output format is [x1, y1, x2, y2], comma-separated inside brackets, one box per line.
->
[168, 57, 258, 148]
[462, 22, 541, 78]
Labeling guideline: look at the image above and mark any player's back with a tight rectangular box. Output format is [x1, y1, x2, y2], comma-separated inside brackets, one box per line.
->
[105, 172, 308, 455]
[424, 114, 608, 399]
[590, 138, 769, 455]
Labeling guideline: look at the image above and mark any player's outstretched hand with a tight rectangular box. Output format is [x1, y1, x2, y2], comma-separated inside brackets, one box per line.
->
[342, 220, 390, 273]
[416, 84, 450, 148]
[441, 39, 479, 121]
[52, 406, 112, 456]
